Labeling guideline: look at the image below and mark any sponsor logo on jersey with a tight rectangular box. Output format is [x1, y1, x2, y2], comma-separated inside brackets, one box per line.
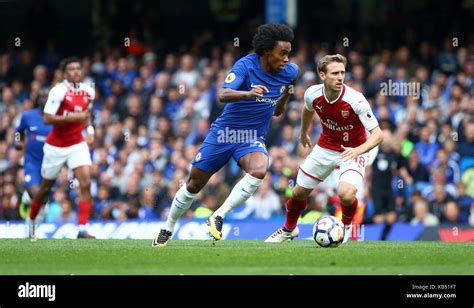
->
[256, 96, 278, 106]
[321, 118, 354, 131]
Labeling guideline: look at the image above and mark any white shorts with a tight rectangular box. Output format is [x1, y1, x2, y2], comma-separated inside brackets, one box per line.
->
[41, 142, 92, 180]
[296, 145, 369, 191]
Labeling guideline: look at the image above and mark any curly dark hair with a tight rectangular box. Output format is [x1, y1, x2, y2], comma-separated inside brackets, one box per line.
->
[60, 57, 81, 72]
[252, 23, 294, 56]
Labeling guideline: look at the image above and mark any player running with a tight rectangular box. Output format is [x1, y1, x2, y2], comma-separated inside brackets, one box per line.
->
[28, 57, 96, 239]
[15, 90, 52, 224]
[265, 54, 383, 243]
[152, 23, 299, 247]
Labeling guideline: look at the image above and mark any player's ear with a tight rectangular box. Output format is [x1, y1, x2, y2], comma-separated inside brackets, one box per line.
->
[319, 71, 325, 80]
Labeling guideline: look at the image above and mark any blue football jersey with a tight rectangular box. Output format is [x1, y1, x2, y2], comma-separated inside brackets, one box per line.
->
[16, 109, 52, 163]
[213, 53, 298, 137]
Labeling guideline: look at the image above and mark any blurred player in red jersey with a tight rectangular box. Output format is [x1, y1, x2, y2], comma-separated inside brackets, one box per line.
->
[29, 57, 96, 239]
[265, 54, 383, 243]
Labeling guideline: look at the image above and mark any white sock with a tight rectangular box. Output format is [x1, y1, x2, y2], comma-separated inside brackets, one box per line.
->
[164, 184, 197, 233]
[213, 173, 263, 218]
[78, 224, 87, 232]
[21, 191, 32, 206]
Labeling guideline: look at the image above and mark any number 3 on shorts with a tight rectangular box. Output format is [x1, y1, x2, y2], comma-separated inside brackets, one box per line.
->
[355, 156, 366, 168]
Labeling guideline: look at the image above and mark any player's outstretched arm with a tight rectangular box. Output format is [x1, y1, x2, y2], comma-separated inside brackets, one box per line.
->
[299, 108, 314, 148]
[43, 111, 90, 125]
[218, 86, 268, 103]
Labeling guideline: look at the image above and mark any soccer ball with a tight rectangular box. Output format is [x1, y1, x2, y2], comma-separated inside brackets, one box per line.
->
[313, 216, 345, 247]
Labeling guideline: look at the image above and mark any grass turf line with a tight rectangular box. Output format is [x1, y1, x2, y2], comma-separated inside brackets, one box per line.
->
[1, 240, 472, 275]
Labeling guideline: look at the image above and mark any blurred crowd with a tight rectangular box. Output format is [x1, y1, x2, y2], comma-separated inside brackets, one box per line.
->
[0, 33, 473, 227]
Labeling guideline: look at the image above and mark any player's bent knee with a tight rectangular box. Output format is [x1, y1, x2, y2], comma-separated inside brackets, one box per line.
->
[292, 185, 311, 201]
[338, 187, 356, 204]
[338, 192, 356, 205]
[338, 181, 357, 200]
[79, 182, 91, 191]
[248, 168, 266, 179]
[42, 179, 55, 190]
[185, 180, 203, 194]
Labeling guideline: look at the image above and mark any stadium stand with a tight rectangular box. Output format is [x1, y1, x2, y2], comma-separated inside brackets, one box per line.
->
[0, 1, 473, 227]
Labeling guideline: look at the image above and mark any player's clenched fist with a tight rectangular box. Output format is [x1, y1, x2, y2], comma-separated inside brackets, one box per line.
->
[247, 85, 269, 98]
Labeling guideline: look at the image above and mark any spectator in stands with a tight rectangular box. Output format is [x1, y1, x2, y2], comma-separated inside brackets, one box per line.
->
[137, 187, 157, 219]
[441, 200, 462, 225]
[172, 54, 199, 88]
[457, 119, 474, 173]
[431, 148, 461, 185]
[415, 126, 440, 168]
[1, 22, 474, 227]
[275, 124, 299, 156]
[428, 184, 455, 220]
[411, 198, 440, 226]
[55, 199, 77, 224]
[370, 129, 401, 228]
[455, 182, 473, 223]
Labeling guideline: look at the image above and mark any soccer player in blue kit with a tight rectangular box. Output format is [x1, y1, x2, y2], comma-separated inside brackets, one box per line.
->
[152, 23, 299, 247]
[15, 92, 52, 223]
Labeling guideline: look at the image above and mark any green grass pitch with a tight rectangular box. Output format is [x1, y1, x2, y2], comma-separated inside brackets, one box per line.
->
[1, 239, 473, 275]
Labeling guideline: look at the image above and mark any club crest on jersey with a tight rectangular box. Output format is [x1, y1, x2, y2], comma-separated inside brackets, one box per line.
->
[252, 141, 267, 151]
[195, 152, 202, 162]
[341, 110, 350, 118]
[225, 72, 236, 83]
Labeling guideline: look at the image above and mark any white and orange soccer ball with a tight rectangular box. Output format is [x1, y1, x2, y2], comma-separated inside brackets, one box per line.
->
[313, 216, 345, 248]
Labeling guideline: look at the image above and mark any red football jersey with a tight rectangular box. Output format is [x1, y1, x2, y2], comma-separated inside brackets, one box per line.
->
[304, 84, 378, 152]
[43, 80, 95, 147]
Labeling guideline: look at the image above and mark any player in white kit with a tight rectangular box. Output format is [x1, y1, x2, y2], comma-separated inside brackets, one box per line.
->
[265, 54, 383, 243]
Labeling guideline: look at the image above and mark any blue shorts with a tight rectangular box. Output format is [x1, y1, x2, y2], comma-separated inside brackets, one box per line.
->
[192, 128, 268, 173]
[24, 161, 42, 187]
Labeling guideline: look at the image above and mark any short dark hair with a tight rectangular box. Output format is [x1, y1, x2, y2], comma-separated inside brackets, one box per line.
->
[252, 23, 294, 56]
[61, 57, 81, 72]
